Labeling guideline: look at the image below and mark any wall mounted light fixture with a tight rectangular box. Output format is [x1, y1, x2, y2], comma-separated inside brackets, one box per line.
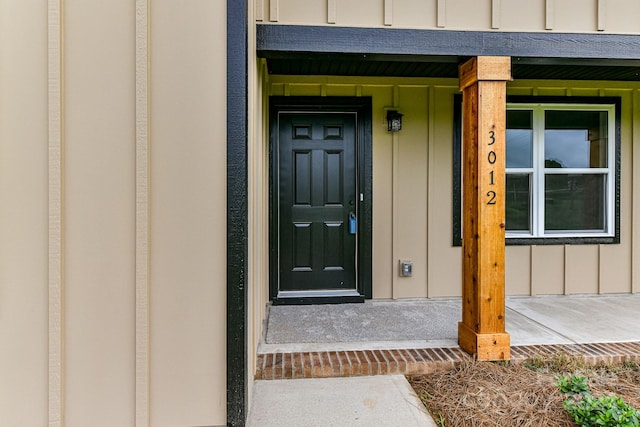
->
[386, 110, 403, 132]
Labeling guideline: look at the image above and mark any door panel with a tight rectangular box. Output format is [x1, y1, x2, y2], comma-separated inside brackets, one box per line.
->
[278, 112, 357, 293]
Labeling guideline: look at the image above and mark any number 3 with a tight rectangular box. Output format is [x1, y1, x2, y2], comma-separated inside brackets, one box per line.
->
[488, 130, 495, 145]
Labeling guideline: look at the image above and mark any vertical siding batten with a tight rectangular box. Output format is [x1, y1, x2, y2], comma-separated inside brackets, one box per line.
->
[384, 0, 393, 26]
[135, 0, 150, 425]
[328, 0, 337, 24]
[426, 85, 435, 297]
[545, 0, 554, 30]
[598, 244, 603, 294]
[563, 246, 569, 294]
[529, 246, 534, 295]
[47, 0, 64, 425]
[391, 85, 400, 298]
[491, 0, 501, 29]
[256, 0, 265, 21]
[633, 90, 640, 293]
[437, 0, 446, 28]
[270, 0, 279, 22]
[597, 0, 605, 31]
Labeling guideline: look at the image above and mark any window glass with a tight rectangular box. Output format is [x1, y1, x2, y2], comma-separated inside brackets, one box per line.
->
[506, 110, 533, 168]
[544, 111, 608, 168]
[544, 174, 606, 231]
[505, 174, 530, 232]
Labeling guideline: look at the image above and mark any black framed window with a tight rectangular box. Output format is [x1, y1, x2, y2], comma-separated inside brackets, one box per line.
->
[453, 96, 621, 246]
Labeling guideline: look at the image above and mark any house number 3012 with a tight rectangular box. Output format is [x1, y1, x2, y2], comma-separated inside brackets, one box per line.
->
[487, 130, 497, 205]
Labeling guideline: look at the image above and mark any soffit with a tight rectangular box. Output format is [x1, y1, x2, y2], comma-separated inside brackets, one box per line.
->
[264, 56, 640, 81]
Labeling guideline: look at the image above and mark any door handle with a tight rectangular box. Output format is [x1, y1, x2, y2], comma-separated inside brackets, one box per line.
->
[349, 212, 357, 234]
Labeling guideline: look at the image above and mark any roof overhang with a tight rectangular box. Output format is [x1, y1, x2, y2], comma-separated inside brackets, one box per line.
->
[257, 25, 640, 81]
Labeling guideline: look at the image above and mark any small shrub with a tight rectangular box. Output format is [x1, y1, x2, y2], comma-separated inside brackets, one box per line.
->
[556, 374, 640, 427]
[556, 375, 590, 396]
[563, 394, 640, 427]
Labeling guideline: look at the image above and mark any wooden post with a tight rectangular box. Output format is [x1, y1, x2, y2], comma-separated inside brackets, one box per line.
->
[458, 56, 511, 361]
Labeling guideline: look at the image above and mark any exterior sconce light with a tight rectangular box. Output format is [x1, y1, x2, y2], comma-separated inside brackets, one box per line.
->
[387, 110, 403, 132]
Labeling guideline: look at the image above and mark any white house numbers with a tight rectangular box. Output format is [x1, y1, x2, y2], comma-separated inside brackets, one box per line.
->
[486, 129, 497, 205]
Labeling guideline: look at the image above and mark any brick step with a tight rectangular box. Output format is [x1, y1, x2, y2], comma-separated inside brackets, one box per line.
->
[255, 341, 640, 380]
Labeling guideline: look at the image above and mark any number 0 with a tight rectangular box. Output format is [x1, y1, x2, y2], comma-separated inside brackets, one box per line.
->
[488, 151, 497, 164]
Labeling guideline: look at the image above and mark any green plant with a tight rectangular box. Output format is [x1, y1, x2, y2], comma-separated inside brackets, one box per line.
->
[563, 394, 640, 427]
[556, 374, 640, 426]
[556, 374, 590, 396]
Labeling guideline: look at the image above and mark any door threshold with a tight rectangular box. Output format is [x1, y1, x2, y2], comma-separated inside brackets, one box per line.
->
[273, 290, 365, 305]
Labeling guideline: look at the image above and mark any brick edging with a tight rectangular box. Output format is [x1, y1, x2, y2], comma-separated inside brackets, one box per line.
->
[255, 342, 640, 380]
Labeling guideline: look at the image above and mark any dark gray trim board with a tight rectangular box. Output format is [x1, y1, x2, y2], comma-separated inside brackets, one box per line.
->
[258, 24, 640, 61]
[227, 0, 248, 426]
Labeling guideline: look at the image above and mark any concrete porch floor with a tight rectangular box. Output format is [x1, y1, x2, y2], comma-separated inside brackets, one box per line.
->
[261, 294, 640, 353]
[247, 294, 640, 427]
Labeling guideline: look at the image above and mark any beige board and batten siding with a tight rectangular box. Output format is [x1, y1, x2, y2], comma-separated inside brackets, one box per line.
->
[149, 0, 227, 425]
[0, 0, 49, 425]
[0, 0, 228, 425]
[268, 76, 639, 298]
[258, 0, 640, 34]
[64, 0, 136, 425]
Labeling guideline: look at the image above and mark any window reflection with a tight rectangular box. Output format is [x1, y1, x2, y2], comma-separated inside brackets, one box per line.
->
[506, 110, 533, 168]
[506, 174, 531, 232]
[544, 111, 608, 168]
[545, 174, 606, 231]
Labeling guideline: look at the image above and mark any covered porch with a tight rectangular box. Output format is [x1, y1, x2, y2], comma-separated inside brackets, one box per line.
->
[256, 294, 640, 379]
[240, 26, 640, 424]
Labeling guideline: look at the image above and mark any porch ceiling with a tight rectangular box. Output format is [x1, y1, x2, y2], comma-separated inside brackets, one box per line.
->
[264, 54, 640, 81]
[258, 25, 640, 81]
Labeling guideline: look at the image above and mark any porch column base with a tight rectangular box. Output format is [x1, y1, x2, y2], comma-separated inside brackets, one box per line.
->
[458, 322, 510, 361]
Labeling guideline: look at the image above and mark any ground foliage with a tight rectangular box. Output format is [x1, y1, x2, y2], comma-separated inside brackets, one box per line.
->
[407, 355, 640, 427]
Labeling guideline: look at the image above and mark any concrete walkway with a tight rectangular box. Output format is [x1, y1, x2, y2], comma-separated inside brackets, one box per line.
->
[247, 375, 435, 427]
[247, 294, 640, 426]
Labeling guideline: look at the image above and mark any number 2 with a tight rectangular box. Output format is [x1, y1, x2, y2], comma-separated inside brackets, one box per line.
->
[487, 191, 496, 205]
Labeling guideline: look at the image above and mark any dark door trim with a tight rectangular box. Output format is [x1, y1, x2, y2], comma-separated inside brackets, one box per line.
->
[269, 97, 373, 304]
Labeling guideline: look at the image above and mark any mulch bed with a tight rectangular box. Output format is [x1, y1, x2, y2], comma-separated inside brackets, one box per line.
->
[407, 355, 640, 427]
